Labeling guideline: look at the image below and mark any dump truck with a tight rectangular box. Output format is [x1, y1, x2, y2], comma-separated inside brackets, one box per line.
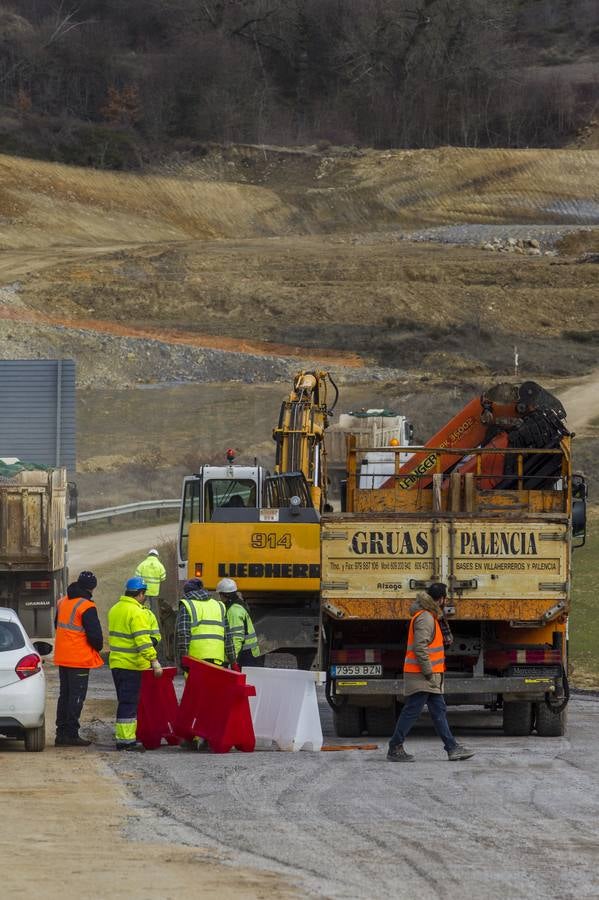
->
[320, 382, 587, 738]
[0, 466, 72, 639]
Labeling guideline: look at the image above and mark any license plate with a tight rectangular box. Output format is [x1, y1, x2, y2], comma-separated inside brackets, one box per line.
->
[331, 664, 382, 677]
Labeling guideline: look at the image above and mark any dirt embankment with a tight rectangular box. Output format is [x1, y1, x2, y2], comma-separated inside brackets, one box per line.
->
[0, 685, 297, 900]
[1, 145, 599, 388]
[0, 144, 598, 499]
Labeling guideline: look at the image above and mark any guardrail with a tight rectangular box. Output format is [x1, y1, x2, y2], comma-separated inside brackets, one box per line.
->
[68, 498, 180, 526]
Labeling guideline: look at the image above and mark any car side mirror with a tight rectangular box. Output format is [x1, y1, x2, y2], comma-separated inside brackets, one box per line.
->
[33, 641, 53, 657]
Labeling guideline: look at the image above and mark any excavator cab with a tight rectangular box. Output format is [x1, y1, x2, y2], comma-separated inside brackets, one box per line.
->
[178, 466, 318, 581]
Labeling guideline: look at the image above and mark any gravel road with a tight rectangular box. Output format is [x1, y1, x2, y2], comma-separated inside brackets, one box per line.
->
[68, 522, 178, 574]
[74, 667, 599, 900]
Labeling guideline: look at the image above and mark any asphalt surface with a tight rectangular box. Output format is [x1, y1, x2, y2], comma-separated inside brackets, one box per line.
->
[59, 667, 599, 900]
[68, 522, 178, 574]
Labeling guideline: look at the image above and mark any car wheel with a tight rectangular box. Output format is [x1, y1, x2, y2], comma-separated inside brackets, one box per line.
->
[24, 719, 46, 752]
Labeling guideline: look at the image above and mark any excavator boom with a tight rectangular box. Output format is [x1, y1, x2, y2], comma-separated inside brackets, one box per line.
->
[273, 370, 338, 510]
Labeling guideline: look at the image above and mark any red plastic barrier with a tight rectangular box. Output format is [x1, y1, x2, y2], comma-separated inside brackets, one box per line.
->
[175, 657, 256, 753]
[137, 666, 180, 750]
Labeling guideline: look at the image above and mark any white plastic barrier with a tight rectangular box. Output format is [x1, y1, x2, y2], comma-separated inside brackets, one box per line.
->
[244, 667, 325, 752]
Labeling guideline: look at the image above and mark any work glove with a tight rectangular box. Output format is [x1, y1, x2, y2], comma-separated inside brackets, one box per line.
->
[424, 673, 435, 683]
[151, 659, 163, 678]
[231, 662, 241, 673]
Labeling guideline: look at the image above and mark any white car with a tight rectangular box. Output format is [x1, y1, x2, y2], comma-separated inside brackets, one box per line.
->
[0, 608, 52, 751]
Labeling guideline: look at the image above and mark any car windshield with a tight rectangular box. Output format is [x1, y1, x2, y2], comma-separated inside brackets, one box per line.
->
[0, 621, 25, 652]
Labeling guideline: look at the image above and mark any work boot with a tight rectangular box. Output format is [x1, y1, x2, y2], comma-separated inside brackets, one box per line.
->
[54, 735, 69, 746]
[116, 741, 146, 753]
[64, 735, 92, 747]
[387, 743, 415, 762]
[447, 744, 474, 761]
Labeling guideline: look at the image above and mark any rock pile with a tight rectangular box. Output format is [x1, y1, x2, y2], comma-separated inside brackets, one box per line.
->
[479, 237, 556, 256]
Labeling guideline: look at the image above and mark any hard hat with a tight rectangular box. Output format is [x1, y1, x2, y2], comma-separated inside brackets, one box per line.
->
[77, 570, 97, 591]
[148, 548, 159, 557]
[216, 577, 237, 594]
[126, 576, 148, 592]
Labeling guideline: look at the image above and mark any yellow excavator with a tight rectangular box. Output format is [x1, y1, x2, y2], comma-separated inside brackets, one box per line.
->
[178, 370, 337, 666]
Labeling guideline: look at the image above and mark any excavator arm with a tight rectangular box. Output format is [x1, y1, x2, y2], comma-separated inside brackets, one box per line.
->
[273, 370, 338, 511]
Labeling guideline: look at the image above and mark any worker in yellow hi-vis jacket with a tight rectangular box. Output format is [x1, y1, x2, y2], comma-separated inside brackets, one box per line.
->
[217, 577, 262, 668]
[108, 576, 163, 752]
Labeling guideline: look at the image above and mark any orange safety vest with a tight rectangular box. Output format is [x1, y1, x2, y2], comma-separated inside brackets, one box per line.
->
[404, 610, 445, 674]
[54, 595, 104, 669]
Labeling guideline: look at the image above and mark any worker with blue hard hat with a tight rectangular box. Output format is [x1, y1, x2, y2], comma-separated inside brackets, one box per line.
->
[108, 574, 163, 752]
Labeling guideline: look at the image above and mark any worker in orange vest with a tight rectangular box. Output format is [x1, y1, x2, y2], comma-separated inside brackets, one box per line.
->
[53, 570, 104, 747]
[387, 583, 474, 762]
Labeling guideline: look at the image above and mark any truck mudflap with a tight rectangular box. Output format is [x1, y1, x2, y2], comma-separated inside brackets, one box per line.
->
[333, 675, 561, 701]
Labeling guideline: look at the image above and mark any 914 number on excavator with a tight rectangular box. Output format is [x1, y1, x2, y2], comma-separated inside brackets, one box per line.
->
[251, 532, 293, 549]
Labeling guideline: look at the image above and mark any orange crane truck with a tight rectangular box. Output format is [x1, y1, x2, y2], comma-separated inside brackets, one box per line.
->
[320, 382, 587, 738]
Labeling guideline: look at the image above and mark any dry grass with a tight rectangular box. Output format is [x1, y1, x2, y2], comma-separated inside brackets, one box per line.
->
[1, 146, 599, 254]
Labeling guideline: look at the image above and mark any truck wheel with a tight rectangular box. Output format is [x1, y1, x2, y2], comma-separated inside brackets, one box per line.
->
[333, 705, 363, 738]
[535, 702, 567, 737]
[502, 702, 533, 736]
[365, 706, 397, 736]
[24, 720, 46, 752]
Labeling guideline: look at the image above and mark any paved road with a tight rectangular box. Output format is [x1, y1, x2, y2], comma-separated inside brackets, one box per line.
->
[72, 668, 599, 900]
[68, 522, 178, 574]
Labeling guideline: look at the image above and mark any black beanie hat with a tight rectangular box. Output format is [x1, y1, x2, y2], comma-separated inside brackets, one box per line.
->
[78, 570, 97, 591]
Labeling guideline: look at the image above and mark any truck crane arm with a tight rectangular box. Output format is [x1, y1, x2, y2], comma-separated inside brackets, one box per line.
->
[386, 381, 567, 490]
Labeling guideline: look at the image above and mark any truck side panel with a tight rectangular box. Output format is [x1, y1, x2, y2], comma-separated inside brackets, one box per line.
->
[321, 517, 568, 619]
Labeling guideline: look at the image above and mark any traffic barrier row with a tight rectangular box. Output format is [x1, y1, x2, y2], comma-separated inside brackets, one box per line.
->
[135, 660, 324, 753]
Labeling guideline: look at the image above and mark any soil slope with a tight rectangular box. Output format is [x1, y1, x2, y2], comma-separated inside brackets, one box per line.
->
[0, 144, 598, 500]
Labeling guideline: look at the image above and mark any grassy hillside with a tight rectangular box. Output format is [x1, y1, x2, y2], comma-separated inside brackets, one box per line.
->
[570, 512, 599, 687]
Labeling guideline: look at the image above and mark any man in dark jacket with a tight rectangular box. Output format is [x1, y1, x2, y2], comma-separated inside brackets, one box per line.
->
[53, 570, 104, 747]
[387, 583, 474, 762]
[175, 578, 236, 670]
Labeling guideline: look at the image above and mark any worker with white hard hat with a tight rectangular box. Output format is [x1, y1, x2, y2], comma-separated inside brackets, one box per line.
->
[217, 578, 262, 669]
